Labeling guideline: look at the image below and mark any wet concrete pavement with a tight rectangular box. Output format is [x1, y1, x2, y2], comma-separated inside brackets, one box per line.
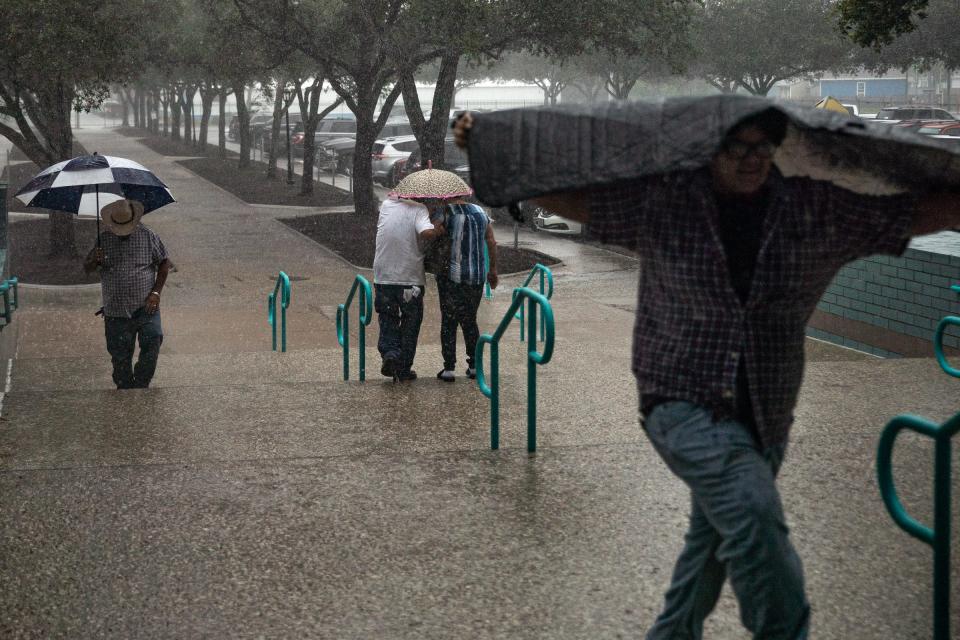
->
[1, 127, 957, 639]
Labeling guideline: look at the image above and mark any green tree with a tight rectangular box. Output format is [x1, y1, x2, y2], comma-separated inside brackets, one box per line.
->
[835, 0, 930, 48]
[0, 0, 158, 165]
[845, 0, 960, 109]
[0, 0, 161, 256]
[693, 0, 856, 95]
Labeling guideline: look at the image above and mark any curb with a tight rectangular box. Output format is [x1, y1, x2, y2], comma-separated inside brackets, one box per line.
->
[273, 217, 562, 279]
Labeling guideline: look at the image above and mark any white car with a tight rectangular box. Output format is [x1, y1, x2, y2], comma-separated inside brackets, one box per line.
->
[371, 135, 418, 186]
[534, 206, 582, 235]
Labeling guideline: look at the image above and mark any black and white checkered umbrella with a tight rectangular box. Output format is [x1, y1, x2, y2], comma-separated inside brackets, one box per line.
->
[14, 153, 175, 219]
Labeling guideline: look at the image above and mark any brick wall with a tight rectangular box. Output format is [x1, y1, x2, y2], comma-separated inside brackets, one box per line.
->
[807, 232, 960, 358]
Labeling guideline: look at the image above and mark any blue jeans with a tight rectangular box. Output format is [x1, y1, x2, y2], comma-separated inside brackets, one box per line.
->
[374, 284, 424, 376]
[104, 308, 163, 389]
[642, 401, 809, 640]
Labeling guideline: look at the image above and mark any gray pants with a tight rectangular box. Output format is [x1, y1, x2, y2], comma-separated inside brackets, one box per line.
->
[104, 308, 163, 389]
[642, 401, 809, 640]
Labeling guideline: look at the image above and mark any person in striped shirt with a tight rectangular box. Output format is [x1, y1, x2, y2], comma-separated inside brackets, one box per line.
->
[432, 198, 499, 382]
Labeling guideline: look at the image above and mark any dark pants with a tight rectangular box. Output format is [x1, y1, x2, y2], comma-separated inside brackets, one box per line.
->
[642, 401, 809, 640]
[435, 276, 483, 370]
[374, 284, 424, 375]
[104, 308, 163, 389]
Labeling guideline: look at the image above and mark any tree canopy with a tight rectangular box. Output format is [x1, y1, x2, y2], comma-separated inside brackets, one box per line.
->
[0, 0, 162, 164]
[834, 0, 930, 48]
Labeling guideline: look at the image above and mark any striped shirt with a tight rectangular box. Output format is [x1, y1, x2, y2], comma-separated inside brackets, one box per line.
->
[445, 203, 490, 285]
[589, 168, 915, 448]
[95, 225, 169, 318]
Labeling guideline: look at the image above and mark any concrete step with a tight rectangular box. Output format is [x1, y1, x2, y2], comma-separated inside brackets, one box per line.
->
[10, 299, 633, 390]
[0, 351, 641, 470]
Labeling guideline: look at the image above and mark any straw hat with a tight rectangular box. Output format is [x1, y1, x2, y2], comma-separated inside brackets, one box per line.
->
[101, 199, 144, 236]
[389, 168, 473, 199]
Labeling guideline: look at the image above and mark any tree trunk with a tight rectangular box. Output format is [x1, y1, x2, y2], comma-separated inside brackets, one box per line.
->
[160, 87, 169, 136]
[218, 88, 230, 159]
[170, 86, 182, 142]
[181, 86, 197, 145]
[48, 211, 79, 258]
[234, 82, 252, 169]
[138, 86, 147, 131]
[267, 80, 285, 179]
[120, 90, 131, 127]
[198, 87, 216, 150]
[402, 50, 460, 168]
[46, 79, 77, 257]
[298, 78, 322, 197]
[946, 68, 953, 112]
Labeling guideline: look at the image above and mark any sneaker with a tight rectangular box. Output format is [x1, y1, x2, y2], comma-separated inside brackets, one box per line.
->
[436, 369, 455, 382]
[381, 356, 399, 378]
[398, 370, 417, 381]
[465, 367, 477, 380]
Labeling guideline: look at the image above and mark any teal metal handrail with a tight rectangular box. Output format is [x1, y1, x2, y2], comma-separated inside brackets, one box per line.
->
[0, 277, 19, 328]
[934, 284, 960, 377]
[877, 411, 960, 640]
[483, 244, 493, 300]
[934, 317, 959, 377]
[267, 271, 291, 352]
[476, 287, 555, 453]
[515, 263, 553, 342]
[336, 274, 373, 381]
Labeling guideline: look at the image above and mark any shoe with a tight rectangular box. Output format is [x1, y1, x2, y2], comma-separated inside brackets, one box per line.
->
[437, 369, 455, 382]
[465, 367, 476, 379]
[381, 356, 399, 378]
[398, 370, 417, 381]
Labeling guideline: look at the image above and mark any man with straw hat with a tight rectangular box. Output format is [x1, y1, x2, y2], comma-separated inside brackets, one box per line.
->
[84, 199, 172, 390]
[373, 170, 452, 382]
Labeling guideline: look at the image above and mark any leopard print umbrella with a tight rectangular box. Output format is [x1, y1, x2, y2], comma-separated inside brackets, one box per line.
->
[389, 168, 473, 199]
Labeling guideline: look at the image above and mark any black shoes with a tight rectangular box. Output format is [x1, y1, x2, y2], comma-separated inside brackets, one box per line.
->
[381, 356, 399, 378]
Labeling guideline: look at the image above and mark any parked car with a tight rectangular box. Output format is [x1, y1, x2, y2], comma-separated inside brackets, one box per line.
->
[534, 207, 583, 235]
[399, 135, 470, 185]
[890, 118, 953, 133]
[318, 137, 358, 174]
[260, 113, 303, 152]
[929, 134, 960, 147]
[873, 106, 956, 123]
[228, 113, 272, 143]
[916, 121, 960, 136]
[372, 135, 419, 186]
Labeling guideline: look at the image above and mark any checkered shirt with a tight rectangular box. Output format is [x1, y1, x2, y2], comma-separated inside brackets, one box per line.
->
[589, 168, 915, 448]
[96, 225, 169, 318]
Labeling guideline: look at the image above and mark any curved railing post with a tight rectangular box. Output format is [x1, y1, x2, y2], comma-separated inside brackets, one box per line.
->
[934, 316, 960, 378]
[476, 287, 555, 453]
[267, 271, 291, 352]
[336, 275, 373, 381]
[935, 284, 960, 377]
[514, 263, 554, 342]
[877, 412, 960, 640]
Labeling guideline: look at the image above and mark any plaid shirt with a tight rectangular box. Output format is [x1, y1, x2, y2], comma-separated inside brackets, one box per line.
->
[590, 168, 915, 448]
[95, 225, 169, 318]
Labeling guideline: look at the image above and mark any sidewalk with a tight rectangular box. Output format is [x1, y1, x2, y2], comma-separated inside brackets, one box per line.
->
[0, 127, 957, 639]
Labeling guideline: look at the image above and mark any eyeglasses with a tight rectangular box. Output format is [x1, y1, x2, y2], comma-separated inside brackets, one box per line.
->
[721, 139, 777, 160]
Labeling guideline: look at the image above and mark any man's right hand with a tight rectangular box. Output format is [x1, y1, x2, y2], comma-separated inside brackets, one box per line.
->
[452, 112, 473, 149]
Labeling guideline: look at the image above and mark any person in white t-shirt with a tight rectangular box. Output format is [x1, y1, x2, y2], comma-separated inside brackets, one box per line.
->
[373, 197, 446, 381]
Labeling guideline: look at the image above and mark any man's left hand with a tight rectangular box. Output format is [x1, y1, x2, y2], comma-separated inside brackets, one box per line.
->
[487, 271, 499, 289]
[145, 291, 160, 314]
